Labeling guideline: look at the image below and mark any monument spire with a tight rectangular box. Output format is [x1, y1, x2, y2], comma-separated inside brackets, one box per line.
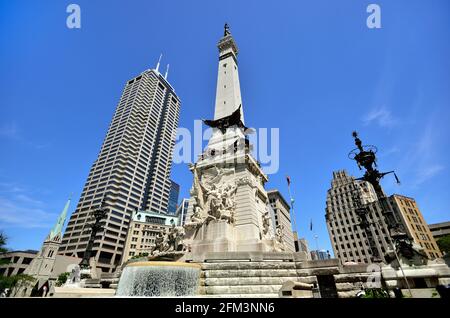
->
[214, 23, 244, 123]
[48, 195, 71, 241]
[183, 25, 276, 262]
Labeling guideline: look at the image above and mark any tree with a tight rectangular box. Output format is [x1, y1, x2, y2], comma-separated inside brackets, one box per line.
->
[0, 232, 36, 296]
[0, 231, 9, 266]
[56, 272, 70, 287]
[0, 231, 8, 253]
[10, 274, 35, 295]
[437, 235, 450, 255]
[0, 274, 35, 296]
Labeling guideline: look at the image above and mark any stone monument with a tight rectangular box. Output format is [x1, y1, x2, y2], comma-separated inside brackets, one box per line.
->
[183, 24, 281, 262]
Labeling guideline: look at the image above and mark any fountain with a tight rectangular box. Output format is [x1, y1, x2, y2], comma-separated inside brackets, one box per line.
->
[115, 261, 201, 297]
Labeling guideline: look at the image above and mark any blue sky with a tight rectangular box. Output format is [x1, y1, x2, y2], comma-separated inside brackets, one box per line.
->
[1, 0, 449, 255]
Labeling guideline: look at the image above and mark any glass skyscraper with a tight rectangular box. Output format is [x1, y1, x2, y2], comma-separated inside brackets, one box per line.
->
[59, 64, 180, 273]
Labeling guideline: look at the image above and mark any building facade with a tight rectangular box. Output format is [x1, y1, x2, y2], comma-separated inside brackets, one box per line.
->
[59, 64, 181, 273]
[325, 170, 393, 264]
[176, 198, 190, 226]
[122, 210, 179, 264]
[11, 198, 78, 297]
[167, 180, 180, 215]
[310, 250, 330, 261]
[389, 195, 442, 259]
[428, 221, 450, 240]
[267, 190, 295, 252]
[326, 170, 444, 264]
[0, 250, 37, 277]
[293, 232, 311, 260]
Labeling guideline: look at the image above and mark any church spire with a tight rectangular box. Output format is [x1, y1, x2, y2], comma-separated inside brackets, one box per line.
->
[48, 195, 71, 242]
[213, 23, 244, 123]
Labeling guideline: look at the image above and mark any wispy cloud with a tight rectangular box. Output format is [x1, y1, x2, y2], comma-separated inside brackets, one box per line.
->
[399, 115, 445, 188]
[0, 122, 20, 139]
[14, 194, 44, 206]
[415, 164, 445, 186]
[0, 198, 55, 229]
[0, 122, 50, 150]
[0, 182, 56, 229]
[362, 106, 397, 128]
[377, 146, 400, 159]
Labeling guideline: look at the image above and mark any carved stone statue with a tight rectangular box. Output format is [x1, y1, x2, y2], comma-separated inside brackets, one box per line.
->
[261, 209, 271, 238]
[152, 229, 168, 254]
[189, 164, 238, 226]
[152, 224, 187, 256]
[224, 23, 230, 36]
[67, 265, 81, 284]
[274, 224, 286, 251]
[174, 227, 186, 251]
[219, 182, 237, 223]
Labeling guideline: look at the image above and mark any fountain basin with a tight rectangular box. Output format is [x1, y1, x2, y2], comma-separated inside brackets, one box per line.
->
[115, 261, 201, 297]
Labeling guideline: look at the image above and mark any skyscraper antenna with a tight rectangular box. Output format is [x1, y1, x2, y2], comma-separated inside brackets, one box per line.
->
[155, 53, 162, 73]
[164, 64, 170, 80]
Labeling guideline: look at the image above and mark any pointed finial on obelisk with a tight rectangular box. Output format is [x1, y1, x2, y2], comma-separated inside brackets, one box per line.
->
[224, 23, 231, 36]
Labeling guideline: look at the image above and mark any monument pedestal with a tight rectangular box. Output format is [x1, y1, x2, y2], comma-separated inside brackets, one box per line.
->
[186, 221, 235, 262]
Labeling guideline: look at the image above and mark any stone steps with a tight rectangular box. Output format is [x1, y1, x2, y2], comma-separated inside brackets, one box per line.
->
[200, 261, 312, 297]
[204, 284, 282, 295]
[203, 269, 300, 278]
[203, 277, 305, 286]
[203, 293, 279, 298]
[201, 261, 297, 270]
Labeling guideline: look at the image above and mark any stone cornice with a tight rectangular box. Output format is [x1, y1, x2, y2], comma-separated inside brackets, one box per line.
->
[218, 35, 238, 55]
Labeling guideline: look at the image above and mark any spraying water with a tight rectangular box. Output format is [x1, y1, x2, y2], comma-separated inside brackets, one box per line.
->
[116, 262, 201, 297]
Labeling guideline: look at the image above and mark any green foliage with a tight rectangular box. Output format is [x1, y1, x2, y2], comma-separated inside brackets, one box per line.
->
[0, 231, 10, 266]
[56, 272, 70, 287]
[0, 274, 35, 293]
[0, 233, 36, 295]
[80, 273, 91, 280]
[130, 252, 149, 260]
[362, 288, 390, 298]
[0, 230, 8, 254]
[436, 235, 450, 255]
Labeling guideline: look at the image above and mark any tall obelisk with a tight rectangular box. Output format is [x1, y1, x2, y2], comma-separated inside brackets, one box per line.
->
[184, 25, 282, 262]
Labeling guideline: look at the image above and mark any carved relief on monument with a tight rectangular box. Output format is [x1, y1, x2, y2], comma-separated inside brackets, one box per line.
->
[274, 224, 286, 252]
[151, 224, 187, 256]
[261, 208, 272, 240]
[186, 164, 238, 229]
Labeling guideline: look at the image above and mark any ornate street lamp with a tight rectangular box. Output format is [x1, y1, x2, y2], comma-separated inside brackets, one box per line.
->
[79, 198, 108, 269]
